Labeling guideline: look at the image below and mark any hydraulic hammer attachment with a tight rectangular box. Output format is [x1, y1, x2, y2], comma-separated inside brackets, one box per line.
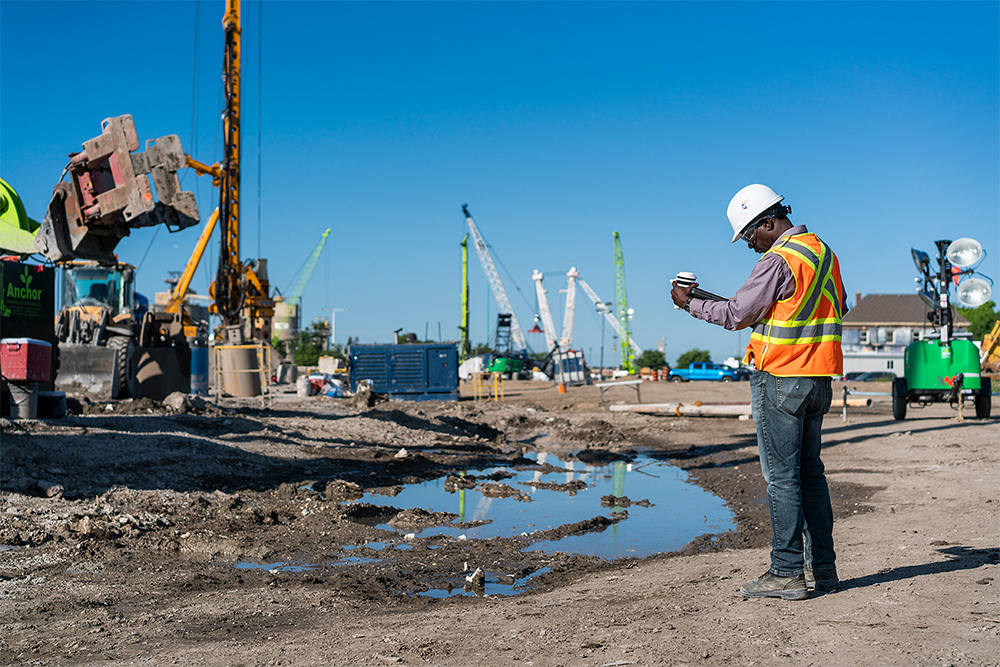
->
[34, 115, 200, 264]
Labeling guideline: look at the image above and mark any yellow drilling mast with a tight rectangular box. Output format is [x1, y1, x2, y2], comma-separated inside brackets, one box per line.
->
[181, 0, 273, 343]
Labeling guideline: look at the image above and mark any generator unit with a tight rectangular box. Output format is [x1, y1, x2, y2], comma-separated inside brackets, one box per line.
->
[349, 343, 459, 401]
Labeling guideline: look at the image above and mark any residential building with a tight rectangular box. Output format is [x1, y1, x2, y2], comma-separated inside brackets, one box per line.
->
[841, 293, 970, 376]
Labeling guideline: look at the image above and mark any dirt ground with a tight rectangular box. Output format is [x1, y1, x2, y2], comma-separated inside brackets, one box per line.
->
[1, 377, 997, 667]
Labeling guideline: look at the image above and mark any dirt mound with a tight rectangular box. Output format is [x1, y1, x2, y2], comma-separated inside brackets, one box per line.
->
[388, 508, 459, 531]
[342, 384, 385, 409]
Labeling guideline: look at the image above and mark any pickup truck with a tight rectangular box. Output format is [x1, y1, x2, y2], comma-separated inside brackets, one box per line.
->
[667, 361, 740, 382]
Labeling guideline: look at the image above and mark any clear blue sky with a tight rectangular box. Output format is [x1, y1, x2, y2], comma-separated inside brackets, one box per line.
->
[2, 1, 997, 366]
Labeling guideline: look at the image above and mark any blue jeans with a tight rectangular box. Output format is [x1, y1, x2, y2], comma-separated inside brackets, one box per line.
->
[750, 370, 836, 576]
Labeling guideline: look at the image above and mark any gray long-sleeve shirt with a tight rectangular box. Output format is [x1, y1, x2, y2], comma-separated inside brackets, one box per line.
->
[689, 225, 847, 331]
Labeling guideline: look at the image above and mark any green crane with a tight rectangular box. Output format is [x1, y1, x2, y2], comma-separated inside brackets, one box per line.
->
[272, 228, 331, 347]
[614, 231, 637, 374]
[459, 233, 472, 361]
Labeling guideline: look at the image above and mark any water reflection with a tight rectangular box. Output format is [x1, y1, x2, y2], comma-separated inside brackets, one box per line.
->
[350, 452, 734, 560]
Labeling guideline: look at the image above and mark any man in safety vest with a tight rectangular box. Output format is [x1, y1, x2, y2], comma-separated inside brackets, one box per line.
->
[670, 184, 848, 601]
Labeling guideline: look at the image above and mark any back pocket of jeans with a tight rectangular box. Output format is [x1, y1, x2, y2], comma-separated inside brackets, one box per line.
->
[777, 377, 813, 416]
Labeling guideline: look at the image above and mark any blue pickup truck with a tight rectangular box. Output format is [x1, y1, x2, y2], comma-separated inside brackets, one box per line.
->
[667, 361, 741, 382]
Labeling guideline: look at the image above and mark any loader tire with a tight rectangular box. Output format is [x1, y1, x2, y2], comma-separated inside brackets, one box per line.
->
[108, 336, 133, 400]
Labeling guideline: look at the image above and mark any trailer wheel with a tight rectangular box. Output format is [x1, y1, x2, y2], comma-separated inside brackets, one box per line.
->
[975, 383, 992, 419]
[108, 335, 133, 400]
[891, 377, 908, 421]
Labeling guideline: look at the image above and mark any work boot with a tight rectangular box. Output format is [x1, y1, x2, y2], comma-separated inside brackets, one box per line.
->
[805, 565, 840, 592]
[740, 571, 808, 600]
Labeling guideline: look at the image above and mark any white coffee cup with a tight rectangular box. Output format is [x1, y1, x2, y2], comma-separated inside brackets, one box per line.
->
[674, 271, 697, 288]
[673, 272, 697, 308]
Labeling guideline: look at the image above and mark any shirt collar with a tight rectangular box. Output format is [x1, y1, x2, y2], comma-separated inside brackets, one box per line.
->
[770, 224, 809, 250]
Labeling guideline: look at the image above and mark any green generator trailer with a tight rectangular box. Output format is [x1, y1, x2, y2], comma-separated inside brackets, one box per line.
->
[892, 239, 993, 420]
[893, 337, 991, 420]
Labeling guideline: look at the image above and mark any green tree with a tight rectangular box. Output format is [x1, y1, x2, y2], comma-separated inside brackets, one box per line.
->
[279, 322, 331, 366]
[956, 301, 999, 340]
[320, 342, 347, 362]
[635, 349, 666, 369]
[676, 348, 711, 369]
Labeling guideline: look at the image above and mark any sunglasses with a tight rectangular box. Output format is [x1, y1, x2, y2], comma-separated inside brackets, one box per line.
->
[740, 218, 768, 244]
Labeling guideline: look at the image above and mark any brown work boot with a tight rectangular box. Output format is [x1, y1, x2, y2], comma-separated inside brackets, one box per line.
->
[740, 571, 809, 600]
[805, 565, 840, 591]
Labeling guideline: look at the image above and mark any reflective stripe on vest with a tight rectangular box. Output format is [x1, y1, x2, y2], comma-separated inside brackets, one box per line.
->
[744, 233, 845, 377]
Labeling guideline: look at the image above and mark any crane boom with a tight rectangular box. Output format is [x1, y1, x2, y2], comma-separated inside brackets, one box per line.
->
[531, 270, 560, 353]
[461, 204, 526, 351]
[577, 277, 642, 357]
[286, 228, 330, 307]
[559, 266, 578, 349]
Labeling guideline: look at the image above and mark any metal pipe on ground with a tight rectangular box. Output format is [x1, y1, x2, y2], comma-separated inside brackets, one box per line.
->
[609, 402, 751, 417]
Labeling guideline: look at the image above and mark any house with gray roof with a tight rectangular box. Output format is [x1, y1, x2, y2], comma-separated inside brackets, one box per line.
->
[841, 293, 970, 376]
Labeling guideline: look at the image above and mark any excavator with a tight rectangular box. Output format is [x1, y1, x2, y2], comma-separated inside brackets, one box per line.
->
[1, 114, 200, 404]
[982, 320, 1000, 378]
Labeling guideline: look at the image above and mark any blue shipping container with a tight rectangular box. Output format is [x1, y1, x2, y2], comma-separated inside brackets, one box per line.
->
[349, 343, 459, 401]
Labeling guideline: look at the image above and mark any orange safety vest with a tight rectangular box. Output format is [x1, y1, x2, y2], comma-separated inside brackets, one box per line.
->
[743, 232, 845, 377]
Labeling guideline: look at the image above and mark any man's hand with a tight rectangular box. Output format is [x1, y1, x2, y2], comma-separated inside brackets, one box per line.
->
[670, 281, 697, 310]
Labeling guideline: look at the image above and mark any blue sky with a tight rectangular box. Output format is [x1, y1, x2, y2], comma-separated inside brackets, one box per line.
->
[2, 1, 997, 366]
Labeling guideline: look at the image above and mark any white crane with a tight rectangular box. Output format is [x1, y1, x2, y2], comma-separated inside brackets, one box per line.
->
[559, 266, 579, 349]
[462, 205, 527, 351]
[532, 270, 560, 353]
[577, 277, 643, 357]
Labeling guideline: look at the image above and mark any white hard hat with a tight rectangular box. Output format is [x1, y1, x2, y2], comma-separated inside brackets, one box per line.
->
[727, 184, 784, 243]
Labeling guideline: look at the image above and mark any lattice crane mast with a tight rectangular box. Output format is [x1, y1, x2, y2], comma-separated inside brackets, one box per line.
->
[531, 270, 560, 353]
[614, 231, 637, 374]
[461, 204, 526, 352]
[458, 234, 471, 361]
[559, 266, 579, 349]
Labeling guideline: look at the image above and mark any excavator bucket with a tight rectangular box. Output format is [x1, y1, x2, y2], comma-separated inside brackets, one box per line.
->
[34, 115, 200, 264]
[0, 179, 41, 256]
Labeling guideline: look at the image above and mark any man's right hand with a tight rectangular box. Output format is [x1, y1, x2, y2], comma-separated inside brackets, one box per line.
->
[670, 281, 697, 310]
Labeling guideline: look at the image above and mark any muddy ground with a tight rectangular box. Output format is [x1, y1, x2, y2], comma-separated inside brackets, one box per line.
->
[1, 378, 997, 666]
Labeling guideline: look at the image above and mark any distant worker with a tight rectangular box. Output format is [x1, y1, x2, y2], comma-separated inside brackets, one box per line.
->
[670, 184, 847, 600]
[86, 282, 110, 304]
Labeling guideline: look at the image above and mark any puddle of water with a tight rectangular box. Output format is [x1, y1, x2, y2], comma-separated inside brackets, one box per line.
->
[235, 554, 378, 572]
[235, 561, 319, 573]
[414, 567, 552, 598]
[336, 556, 379, 566]
[350, 452, 735, 560]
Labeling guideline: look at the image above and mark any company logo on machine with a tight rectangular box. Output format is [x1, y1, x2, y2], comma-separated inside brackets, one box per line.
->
[0, 265, 42, 317]
[741, 199, 752, 210]
[939, 375, 963, 387]
[6, 266, 42, 302]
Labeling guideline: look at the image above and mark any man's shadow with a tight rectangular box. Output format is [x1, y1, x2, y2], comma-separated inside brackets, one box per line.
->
[832, 546, 998, 592]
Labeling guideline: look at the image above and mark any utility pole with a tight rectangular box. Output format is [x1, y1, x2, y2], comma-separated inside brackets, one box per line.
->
[322, 308, 348, 350]
[597, 301, 613, 371]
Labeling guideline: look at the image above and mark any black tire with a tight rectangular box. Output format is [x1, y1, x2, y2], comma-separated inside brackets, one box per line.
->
[108, 335, 133, 400]
[891, 377, 908, 421]
[669, 375, 683, 383]
[975, 383, 992, 420]
[722, 376, 733, 382]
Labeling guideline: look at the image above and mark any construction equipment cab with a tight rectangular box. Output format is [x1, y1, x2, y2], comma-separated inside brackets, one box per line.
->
[56, 260, 147, 345]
